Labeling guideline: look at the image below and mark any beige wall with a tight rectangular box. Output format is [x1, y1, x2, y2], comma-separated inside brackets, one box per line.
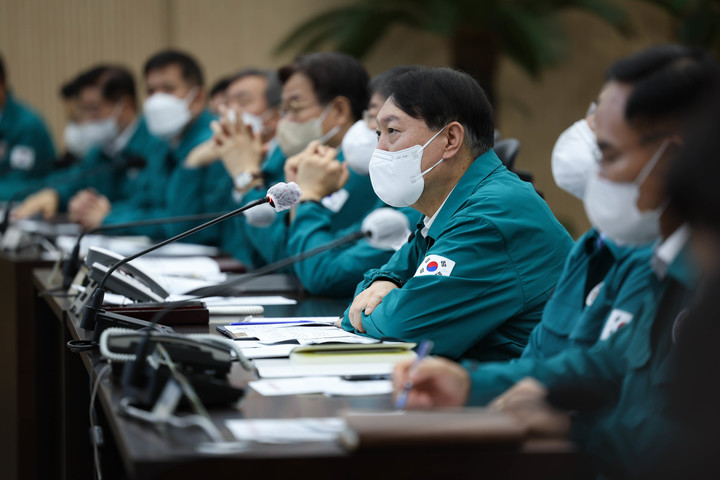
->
[0, 0, 678, 235]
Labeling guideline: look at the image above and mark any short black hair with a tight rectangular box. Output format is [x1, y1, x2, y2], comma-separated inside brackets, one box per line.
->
[210, 76, 232, 97]
[607, 44, 720, 125]
[73, 65, 111, 92]
[70, 65, 136, 107]
[0, 53, 5, 85]
[230, 68, 282, 107]
[385, 67, 495, 157]
[143, 49, 204, 87]
[368, 65, 423, 101]
[60, 78, 79, 99]
[667, 93, 720, 233]
[278, 52, 369, 121]
[100, 67, 137, 107]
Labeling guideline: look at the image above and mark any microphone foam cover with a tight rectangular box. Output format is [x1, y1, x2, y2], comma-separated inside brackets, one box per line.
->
[267, 182, 302, 212]
[244, 202, 276, 227]
[362, 208, 411, 251]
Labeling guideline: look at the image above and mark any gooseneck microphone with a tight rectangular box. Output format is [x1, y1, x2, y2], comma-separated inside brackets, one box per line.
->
[62, 210, 230, 289]
[118, 207, 408, 401]
[184, 207, 411, 297]
[79, 182, 301, 329]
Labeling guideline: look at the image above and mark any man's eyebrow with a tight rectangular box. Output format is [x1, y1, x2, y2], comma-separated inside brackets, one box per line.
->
[378, 114, 399, 127]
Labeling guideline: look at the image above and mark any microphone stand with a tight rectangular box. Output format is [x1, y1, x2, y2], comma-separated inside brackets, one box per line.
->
[80, 197, 270, 330]
[61, 210, 229, 289]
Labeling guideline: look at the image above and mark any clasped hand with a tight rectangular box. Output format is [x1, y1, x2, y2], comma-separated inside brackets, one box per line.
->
[185, 105, 264, 177]
[284, 140, 349, 203]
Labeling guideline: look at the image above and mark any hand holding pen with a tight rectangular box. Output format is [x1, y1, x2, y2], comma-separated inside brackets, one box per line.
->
[392, 344, 471, 409]
[394, 340, 434, 409]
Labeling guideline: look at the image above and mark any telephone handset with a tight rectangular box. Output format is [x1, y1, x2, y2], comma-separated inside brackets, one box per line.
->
[69, 246, 170, 319]
[98, 327, 250, 407]
[85, 246, 170, 303]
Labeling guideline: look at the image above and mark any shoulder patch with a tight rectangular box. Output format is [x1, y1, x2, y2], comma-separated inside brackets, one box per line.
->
[415, 254, 455, 277]
[599, 308, 633, 341]
[9, 145, 36, 170]
[321, 188, 349, 213]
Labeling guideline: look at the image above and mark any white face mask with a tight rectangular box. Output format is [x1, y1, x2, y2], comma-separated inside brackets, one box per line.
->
[276, 105, 340, 157]
[64, 122, 91, 157]
[341, 119, 378, 175]
[143, 88, 197, 139]
[583, 139, 670, 246]
[226, 109, 266, 136]
[551, 119, 600, 199]
[63, 107, 120, 157]
[368, 125, 447, 207]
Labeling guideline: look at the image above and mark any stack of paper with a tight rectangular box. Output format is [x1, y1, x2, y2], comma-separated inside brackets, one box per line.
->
[225, 418, 346, 443]
[248, 376, 393, 396]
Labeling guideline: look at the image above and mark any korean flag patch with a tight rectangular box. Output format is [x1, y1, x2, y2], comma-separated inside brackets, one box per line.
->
[599, 309, 633, 341]
[415, 254, 455, 277]
[9, 145, 36, 171]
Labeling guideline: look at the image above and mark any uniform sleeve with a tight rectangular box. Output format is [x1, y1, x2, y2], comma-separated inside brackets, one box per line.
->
[242, 211, 291, 266]
[464, 357, 540, 405]
[464, 251, 655, 405]
[341, 214, 525, 358]
[0, 125, 57, 200]
[164, 161, 234, 245]
[287, 202, 396, 297]
[0, 111, 55, 200]
[101, 146, 172, 238]
[527, 320, 634, 396]
[53, 151, 105, 210]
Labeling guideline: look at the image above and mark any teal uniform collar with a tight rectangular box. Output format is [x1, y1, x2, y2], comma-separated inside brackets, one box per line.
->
[652, 225, 698, 287]
[177, 109, 213, 150]
[427, 149, 502, 240]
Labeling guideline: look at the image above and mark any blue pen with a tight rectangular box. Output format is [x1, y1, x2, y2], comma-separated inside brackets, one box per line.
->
[394, 339, 434, 410]
[228, 320, 315, 326]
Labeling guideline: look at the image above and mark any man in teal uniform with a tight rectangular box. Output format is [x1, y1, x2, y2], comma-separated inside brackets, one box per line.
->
[284, 66, 422, 297]
[210, 53, 378, 267]
[177, 67, 284, 261]
[140, 50, 218, 244]
[0, 54, 56, 201]
[14, 66, 169, 237]
[340, 67, 573, 361]
[442, 105, 655, 404]
[393, 45, 719, 478]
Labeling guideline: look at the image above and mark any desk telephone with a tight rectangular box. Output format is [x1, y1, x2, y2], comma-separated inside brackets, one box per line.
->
[70, 247, 170, 318]
[99, 327, 249, 407]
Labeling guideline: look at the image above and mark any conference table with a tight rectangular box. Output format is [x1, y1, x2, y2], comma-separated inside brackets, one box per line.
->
[30, 267, 580, 480]
[0, 251, 57, 480]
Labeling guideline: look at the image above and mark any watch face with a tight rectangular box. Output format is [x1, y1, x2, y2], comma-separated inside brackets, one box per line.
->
[234, 172, 253, 190]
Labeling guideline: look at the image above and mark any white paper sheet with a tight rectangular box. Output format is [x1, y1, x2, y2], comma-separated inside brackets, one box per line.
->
[225, 418, 345, 443]
[222, 323, 369, 344]
[253, 359, 396, 378]
[169, 294, 297, 306]
[56, 234, 220, 258]
[249, 376, 393, 396]
[131, 256, 224, 281]
[239, 344, 298, 359]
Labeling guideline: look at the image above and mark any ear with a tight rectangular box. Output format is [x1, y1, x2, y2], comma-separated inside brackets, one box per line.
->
[190, 87, 206, 113]
[442, 121, 465, 160]
[118, 94, 136, 114]
[329, 96, 352, 126]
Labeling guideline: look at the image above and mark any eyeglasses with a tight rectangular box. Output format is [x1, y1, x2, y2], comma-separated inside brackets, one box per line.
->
[279, 99, 318, 118]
